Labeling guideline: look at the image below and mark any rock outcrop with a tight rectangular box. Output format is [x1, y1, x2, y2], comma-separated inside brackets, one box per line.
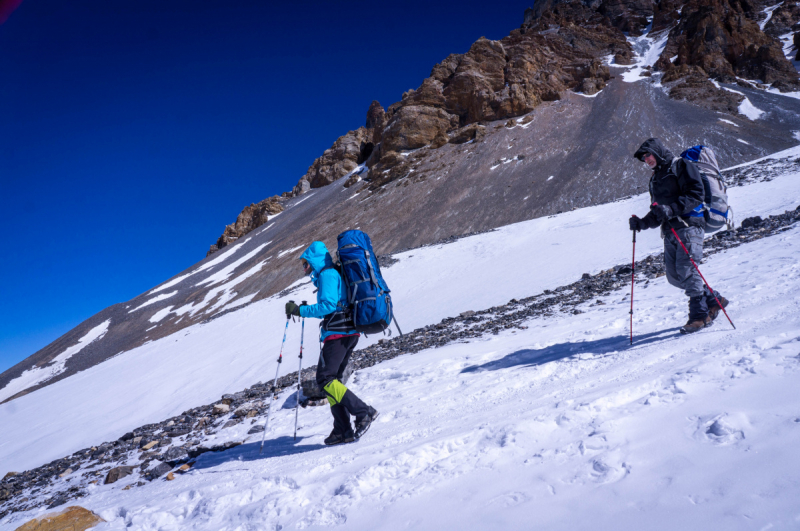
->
[362, 15, 631, 187]
[15, 506, 105, 531]
[207, 196, 284, 256]
[295, 127, 373, 191]
[655, 0, 800, 92]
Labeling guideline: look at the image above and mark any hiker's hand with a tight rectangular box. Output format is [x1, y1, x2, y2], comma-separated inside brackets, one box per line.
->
[629, 216, 646, 231]
[650, 203, 673, 223]
[285, 301, 300, 318]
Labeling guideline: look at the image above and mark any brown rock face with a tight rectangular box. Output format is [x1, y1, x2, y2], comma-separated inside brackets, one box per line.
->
[656, 0, 800, 91]
[448, 123, 486, 144]
[526, 0, 654, 35]
[381, 105, 455, 152]
[366, 100, 386, 145]
[367, 13, 628, 173]
[665, 67, 745, 113]
[762, 1, 800, 39]
[301, 127, 372, 189]
[207, 196, 284, 256]
[15, 506, 105, 531]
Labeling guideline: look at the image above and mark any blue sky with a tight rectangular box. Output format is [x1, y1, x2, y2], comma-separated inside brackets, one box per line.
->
[0, 0, 532, 373]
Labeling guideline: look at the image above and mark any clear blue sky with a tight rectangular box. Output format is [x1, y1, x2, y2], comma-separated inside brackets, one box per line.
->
[0, 0, 532, 373]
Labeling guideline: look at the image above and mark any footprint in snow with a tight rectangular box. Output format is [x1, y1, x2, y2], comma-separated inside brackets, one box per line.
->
[695, 415, 745, 445]
[589, 458, 630, 484]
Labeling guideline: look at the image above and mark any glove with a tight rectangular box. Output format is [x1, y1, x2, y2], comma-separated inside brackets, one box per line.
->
[629, 215, 647, 232]
[285, 301, 301, 318]
[650, 203, 673, 223]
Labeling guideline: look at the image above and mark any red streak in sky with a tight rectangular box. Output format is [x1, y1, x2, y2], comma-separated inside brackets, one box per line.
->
[0, 0, 23, 25]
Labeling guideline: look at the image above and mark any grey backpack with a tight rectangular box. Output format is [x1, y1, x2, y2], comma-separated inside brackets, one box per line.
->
[677, 145, 734, 233]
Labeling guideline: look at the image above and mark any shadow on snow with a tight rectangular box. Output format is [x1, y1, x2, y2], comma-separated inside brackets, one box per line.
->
[191, 437, 326, 471]
[461, 327, 681, 374]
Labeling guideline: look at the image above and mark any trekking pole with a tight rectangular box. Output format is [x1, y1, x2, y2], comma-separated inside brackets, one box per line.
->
[259, 316, 290, 454]
[393, 315, 404, 337]
[669, 227, 736, 330]
[293, 304, 306, 441]
[629, 228, 636, 345]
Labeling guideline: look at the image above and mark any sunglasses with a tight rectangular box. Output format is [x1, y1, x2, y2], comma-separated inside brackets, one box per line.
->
[301, 259, 312, 273]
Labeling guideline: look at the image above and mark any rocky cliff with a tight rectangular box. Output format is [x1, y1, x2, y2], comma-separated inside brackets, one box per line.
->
[208, 0, 800, 254]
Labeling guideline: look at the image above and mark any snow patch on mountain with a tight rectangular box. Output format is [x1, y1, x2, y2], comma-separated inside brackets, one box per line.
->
[276, 245, 304, 259]
[195, 243, 269, 287]
[0, 320, 110, 403]
[759, 1, 783, 30]
[148, 242, 250, 296]
[620, 26, 670, 83]
[128, 291, 177, 313]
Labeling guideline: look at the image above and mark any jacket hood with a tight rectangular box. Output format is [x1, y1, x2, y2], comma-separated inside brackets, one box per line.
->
[299, 241, 333, 275]
[634, 138, 674, 169]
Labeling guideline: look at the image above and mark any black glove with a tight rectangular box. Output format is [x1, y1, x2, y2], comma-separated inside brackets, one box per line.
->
[285, 301, 301, 318]
[650, 203, 673, 223]
[629, 215, 647, 232]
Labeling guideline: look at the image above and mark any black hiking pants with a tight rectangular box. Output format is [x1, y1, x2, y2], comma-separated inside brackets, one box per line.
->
[316, 335, 369, 435]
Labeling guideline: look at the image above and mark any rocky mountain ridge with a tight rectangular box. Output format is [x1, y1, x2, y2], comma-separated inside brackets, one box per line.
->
[3, 2, 800, 405]
[208, 0, 800, 254]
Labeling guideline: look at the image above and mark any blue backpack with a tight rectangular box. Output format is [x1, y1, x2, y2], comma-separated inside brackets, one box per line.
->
[336, 230, 397, 335]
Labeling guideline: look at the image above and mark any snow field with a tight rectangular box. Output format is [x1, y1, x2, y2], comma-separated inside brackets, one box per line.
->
[2, 147, 800, 529]
[13, 221, 800, 530]
[1, 148, 799, 478]
[0, 320, 110, 404]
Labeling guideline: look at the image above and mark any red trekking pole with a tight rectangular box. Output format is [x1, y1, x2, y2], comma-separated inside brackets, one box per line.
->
[669, 227, 735, 330]
[629, 226, 636, 344]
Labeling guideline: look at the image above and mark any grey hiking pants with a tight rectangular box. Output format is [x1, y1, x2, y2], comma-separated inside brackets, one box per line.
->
[664, 226, 705, 298]
[663, 225, 721, 320]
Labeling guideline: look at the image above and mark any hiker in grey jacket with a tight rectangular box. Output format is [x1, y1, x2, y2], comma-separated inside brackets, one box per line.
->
[629, 138, 729, 334]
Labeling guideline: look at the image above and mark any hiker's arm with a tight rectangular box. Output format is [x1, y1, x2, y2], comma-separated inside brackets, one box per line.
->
[641, 211, 660, 229]
[674, 160, 704, 216]
[299, 269, 340, 318]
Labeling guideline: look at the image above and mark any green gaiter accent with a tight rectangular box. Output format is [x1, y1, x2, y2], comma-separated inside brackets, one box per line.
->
[323, 379, 348, 406]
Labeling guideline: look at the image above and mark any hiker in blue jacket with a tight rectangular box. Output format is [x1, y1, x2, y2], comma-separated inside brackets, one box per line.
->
[285, 241, 379, 445]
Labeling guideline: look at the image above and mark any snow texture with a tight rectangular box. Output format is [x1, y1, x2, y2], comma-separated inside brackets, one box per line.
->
[128, 291, 177, 313]
[195, 244, 269, 287]
[620, 26, 670, 83]
[759, 2, 783, 30]
[0, 320, 110, 403]
[723, 87, 766, 120]
[276, 245, 304, 259]
[3, 148, 800, 529]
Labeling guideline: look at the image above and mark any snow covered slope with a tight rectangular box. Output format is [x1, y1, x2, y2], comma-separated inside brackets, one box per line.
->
[2, 147, 800, 529]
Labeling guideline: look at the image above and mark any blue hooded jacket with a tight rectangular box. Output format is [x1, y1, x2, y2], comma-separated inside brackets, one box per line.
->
[298, 241, 358, 341]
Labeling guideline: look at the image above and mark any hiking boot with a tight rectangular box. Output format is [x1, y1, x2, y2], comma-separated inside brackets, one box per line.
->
[324, 430, 355, 446]
[708, 297, 729, 321]
[354, 407, 379, 439]
[680, 319, 707, 334]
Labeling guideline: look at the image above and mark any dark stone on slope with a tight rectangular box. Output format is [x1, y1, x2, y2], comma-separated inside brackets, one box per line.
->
[104, 466, 135, 485]
[145, 463, 172, 481]
[161, 446, 189, 464]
